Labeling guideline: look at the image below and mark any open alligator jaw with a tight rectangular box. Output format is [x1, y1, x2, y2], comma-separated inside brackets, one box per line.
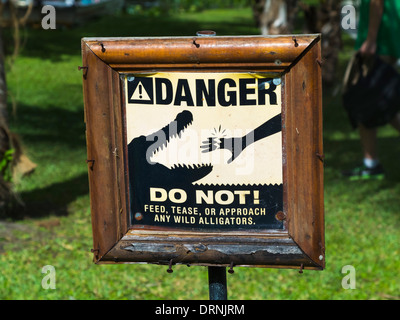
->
[146, 110, 213, 180]
[146, 110, 193, 159]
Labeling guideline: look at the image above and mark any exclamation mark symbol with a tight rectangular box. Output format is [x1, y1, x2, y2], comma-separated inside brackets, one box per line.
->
[254, 191, 259, 204]
[139, 84, 143, 99]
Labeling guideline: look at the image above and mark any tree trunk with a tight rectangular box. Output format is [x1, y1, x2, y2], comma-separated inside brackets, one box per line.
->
[0, 6, 37, 215]
[0, 26, 14, 215]
[301, 0, 342, 85]
[253, 0, 341, 85]
[252, 0, 299, 35]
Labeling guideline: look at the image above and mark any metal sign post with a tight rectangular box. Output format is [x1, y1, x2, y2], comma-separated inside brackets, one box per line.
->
[208, 267, 227, 300]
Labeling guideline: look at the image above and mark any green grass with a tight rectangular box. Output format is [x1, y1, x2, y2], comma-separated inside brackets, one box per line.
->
[1, 8, 400, 300]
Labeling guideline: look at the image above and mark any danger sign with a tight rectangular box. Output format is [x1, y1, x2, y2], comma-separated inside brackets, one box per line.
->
[125, 72, 283, 230]
[82, 35, 324, 269]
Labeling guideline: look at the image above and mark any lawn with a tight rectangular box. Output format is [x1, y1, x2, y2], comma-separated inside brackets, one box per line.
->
[1, 7, 399, 300]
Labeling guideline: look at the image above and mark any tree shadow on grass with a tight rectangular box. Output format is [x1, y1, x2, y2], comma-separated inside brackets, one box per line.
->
[11, 172, 89, 220]
[9, 100, 86, 148]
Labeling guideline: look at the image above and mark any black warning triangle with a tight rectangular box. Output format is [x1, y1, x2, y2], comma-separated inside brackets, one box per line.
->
[127, 77, 154, 104]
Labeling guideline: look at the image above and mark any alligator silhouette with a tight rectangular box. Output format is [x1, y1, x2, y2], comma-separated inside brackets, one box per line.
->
[128, 110, 213, 218]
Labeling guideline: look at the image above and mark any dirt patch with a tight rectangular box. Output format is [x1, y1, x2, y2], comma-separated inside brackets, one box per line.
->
[0, 221, 37, 254]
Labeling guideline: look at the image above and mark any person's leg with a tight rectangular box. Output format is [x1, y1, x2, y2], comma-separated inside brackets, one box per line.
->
[342, 124, 384, 179]
[359, 124, 378, 162]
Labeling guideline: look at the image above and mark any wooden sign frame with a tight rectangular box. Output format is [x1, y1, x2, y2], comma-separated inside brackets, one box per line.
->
[81, 34, 324, 270]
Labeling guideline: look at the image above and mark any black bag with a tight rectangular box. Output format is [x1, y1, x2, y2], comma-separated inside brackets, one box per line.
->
[342, 52, 400, 129]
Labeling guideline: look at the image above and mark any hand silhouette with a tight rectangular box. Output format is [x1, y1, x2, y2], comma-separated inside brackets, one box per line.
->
[201, 136, 249, 163]
[201, 113, 282, 164]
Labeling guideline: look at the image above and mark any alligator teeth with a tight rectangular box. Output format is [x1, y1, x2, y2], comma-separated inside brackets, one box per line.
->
[170, 163, 212, 169]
